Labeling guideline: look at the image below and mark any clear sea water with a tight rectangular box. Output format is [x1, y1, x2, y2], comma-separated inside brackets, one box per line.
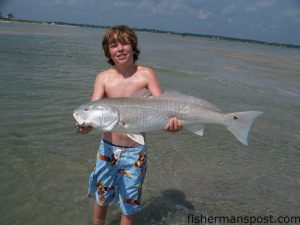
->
[0, 22, 299, 225]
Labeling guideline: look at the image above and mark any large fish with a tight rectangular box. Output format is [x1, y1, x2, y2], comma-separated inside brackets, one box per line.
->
[73, 89, 263, 145]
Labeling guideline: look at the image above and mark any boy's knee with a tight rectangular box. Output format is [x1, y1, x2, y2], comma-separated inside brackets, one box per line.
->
[121, 214, 136, 225]
[93, 218, 105, 225]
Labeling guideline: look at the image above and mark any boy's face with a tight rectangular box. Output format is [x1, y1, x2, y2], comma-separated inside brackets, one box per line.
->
[108, 34, 135, 66]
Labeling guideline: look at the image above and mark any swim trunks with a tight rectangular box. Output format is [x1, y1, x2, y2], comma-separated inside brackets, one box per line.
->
[88, 139, 147, 215]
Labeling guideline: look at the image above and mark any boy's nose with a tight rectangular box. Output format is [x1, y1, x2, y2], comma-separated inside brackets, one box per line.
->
[116, 43, 124, 51]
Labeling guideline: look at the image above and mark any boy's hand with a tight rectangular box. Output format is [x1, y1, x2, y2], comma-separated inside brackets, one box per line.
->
[76, 124, 93, 134]
[164, 117, 182, 133]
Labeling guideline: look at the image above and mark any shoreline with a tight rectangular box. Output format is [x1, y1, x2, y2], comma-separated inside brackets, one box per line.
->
[1, 18, 300, 49]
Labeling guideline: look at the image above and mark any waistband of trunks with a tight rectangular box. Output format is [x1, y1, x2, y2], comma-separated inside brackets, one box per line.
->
[101, 139, 141, 149]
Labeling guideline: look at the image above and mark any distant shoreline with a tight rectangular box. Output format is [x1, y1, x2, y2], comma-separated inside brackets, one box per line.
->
[1, 18, 299, 49]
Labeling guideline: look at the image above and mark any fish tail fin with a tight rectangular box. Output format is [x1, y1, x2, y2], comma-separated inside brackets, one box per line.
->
[226, 111, 263, 145]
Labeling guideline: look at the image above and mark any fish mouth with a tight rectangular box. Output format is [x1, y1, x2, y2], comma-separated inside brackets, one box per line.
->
[73, 112, 85, 126]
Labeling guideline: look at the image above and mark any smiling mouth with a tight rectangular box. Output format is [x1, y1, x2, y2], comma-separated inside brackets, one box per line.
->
[117, 54, 127, 59]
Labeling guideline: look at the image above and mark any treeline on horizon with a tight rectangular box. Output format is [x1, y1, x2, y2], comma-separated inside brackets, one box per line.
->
[1, 17, 299, 49]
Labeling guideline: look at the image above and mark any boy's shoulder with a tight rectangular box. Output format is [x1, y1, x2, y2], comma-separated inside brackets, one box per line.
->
[97, 67, 116, 77]
[94, 67, 116, 83]
[137, 65, 154, 73]
[136, 65, 157, 79]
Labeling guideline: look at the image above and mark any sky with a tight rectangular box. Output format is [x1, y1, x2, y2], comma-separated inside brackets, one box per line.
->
[1, 0, 300, 45]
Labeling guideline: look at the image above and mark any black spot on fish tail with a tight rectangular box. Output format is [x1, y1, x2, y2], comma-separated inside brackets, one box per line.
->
[233, 116, 238, 120]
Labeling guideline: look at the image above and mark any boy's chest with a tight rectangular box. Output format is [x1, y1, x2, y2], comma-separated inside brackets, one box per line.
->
[104, 75, 148, 97]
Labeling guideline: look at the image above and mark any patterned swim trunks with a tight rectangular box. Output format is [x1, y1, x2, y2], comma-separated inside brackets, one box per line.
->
[88, 139, 147, 215]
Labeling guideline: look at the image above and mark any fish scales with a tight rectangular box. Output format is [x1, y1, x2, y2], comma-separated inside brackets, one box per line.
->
[73, 91, 263, 145]
[94, 97, 224, 131]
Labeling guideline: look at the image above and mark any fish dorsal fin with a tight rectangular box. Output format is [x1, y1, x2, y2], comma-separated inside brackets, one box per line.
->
[162, 90, 222, 112]
[185, 124, 205, 136]
[131, 88, 153, 98]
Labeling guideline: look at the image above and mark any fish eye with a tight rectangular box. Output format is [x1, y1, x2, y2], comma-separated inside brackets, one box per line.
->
[84, 108, 89, 111]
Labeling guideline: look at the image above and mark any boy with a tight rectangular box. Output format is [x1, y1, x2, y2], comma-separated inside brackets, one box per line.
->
[79, 25, 181, 225]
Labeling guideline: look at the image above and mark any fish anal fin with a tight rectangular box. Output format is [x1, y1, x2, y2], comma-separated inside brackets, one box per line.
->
[127, 133, 145, 145]
[185, 124, 205, 136]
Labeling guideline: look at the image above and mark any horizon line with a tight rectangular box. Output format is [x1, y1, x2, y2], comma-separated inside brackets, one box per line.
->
[1, 17, 299, 49]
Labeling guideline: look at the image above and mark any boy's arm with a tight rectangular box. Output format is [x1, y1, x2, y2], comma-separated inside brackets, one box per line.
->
[146, 68, 182, 132]
[91, 72, 106, 101]
[145, 67, 162, 96]
[79, 72, 106, 134]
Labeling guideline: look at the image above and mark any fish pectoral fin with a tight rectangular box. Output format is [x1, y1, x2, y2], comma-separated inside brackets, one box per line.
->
[117, 122, 145, 145]
[185, 124, 205, 136]
[103, 120, 119, 131]
[127, 133, 145, 145]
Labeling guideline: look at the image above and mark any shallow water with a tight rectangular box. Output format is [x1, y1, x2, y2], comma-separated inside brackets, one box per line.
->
[0, 22, 299, 225]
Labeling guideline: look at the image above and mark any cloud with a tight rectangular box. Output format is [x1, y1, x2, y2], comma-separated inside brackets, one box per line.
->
[196, 9, 212, 20]
[137, 0, 190, 15]
[245, 6, 257, 12]
[113, 1, 131, 7]
[137, 0, 163, 14]
[256, 0, 276, 7]
[137, 0, 206, 21]
[249, 23, 264, 31]
[245, 0, 276, 12]
[0, 0, 9, 9]
[282, 8, 300, 22]
[282, 8, 300, 17]
[3, 0, 300, 45]
[227, 17, 233, 24]
[222, 4, 237, 14]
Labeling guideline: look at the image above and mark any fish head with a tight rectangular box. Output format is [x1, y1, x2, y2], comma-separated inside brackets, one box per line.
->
[73, 103, 119, 131]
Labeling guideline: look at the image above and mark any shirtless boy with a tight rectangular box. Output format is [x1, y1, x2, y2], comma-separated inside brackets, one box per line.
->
[79, 25, 181, 225]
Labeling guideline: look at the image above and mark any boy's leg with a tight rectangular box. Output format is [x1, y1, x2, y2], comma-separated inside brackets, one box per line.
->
[117, 146, 147, 224]
[93, 204, 136, 225]
[93, 203, 108, 225]
[121, 214, 136, 225]
[91, 140, 118, 225]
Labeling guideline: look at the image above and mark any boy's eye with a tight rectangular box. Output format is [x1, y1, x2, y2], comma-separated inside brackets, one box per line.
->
[109, 42, 130, 48]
